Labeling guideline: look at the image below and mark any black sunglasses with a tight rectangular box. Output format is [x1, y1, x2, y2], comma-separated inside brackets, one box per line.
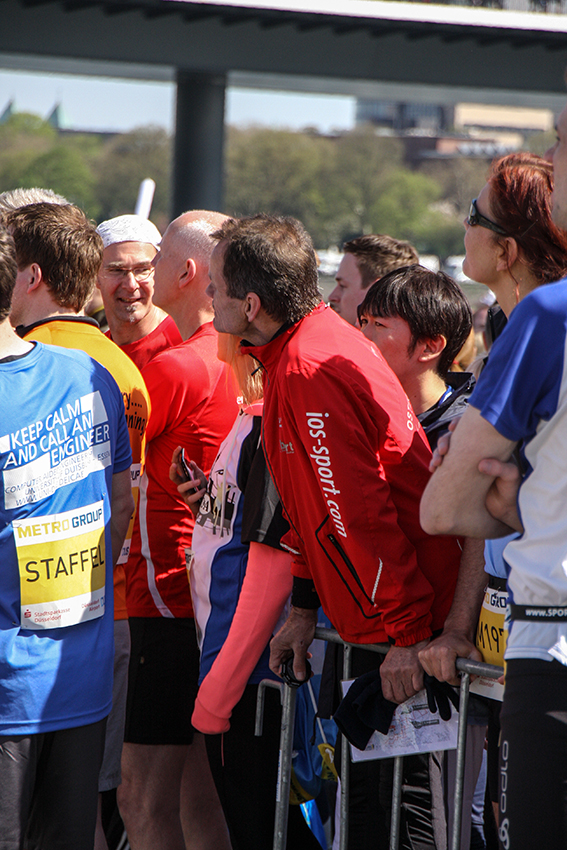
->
[467, 199, 509, 237]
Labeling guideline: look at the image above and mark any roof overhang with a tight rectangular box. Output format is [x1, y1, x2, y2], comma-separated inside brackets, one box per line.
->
[1, 0, 566, 101]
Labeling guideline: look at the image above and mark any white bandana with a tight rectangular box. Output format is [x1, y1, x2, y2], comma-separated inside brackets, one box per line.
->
[97, 215, 161, 249]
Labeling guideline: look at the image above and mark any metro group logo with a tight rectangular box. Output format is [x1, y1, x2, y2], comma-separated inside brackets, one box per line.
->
[14, 501, 106, 630]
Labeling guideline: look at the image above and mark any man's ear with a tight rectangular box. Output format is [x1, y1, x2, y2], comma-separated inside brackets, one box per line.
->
[21, 263, 43, 293]
[244, 292, 263, 323]
[495, 237, 519, 273]
[179, 258, 197, 289]
[417, 335, 447, 363]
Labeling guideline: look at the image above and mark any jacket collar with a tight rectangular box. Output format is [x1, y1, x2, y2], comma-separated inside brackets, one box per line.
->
[418, 371, 475, 430]
[241, 302, 326, 371]
[444, 370, 475, 396]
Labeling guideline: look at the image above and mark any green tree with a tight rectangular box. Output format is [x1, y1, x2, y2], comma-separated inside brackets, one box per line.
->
[332, 127, 404, 238]
[369, 168, 441, 240]
[224, 125, 417, 247]
[19, 145, 99, 217]
[0, 112, 58, 193]
[412, 211, 466, 259]
[420, 158, 491, 217]
[225, 127, 335, 246]
[95, 126, 171, 222]
[0, 112, 56, 145]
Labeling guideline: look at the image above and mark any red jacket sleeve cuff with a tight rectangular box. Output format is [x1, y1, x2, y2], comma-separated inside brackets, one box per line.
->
[388, 626, 432, 647]
[191, 694, 231, 735]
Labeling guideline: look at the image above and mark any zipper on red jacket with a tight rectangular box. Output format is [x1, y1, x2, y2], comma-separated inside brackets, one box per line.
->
[250, 353, 305, 545]
[327, 531, 380, 610]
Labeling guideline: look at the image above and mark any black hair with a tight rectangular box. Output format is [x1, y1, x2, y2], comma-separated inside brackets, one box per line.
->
[212, 214, 320, 325]
[358, 264, 473, 377]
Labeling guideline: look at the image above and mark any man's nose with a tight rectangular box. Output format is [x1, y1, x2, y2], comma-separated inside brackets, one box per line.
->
[122, 271, 140, 289]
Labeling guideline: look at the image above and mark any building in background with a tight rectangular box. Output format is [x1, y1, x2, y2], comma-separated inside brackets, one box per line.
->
[355, 98, 555, 166]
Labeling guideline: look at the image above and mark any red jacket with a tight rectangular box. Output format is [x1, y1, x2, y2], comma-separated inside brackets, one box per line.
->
[243, 304, 460, 646]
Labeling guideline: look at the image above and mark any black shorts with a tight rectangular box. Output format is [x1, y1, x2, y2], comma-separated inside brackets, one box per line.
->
[499, 658, 567, 850]
[125, 617, 200, 746]
[485, 697, 501, 805]
[0, 719, 106, 850]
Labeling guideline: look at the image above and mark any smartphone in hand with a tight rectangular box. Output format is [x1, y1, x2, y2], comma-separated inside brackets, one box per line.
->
[180, 448, 191, 482]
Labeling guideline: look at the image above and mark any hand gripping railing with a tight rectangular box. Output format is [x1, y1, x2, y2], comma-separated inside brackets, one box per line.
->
[256, 626, 503, 850]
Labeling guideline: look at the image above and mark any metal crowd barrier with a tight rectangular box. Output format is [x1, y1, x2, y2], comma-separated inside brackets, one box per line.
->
[255, 626, 503, 850]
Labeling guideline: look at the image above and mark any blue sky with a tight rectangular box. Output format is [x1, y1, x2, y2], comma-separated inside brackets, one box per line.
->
[0, 69, 356, 133]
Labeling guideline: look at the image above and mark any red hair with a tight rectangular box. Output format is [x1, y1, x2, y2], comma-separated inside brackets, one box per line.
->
[488, 152, 567, 286]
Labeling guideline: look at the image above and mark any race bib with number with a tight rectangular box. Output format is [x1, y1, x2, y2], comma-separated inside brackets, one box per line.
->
[470, 583, 507, 701]
[476, 585, 507, 667]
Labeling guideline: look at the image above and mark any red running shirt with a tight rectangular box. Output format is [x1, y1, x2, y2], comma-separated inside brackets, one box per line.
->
[126, 323, 238, 618]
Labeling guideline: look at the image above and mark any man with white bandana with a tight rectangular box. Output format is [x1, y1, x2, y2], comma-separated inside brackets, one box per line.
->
[116, 211, 236, 850]
[97, 215, 181, 371]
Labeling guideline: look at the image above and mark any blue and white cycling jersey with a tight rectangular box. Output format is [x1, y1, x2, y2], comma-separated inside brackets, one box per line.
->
[190, 404, 289, 685]
[471, 278, 567, 665]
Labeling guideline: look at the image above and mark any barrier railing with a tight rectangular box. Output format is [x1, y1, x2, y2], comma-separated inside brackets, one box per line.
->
[256, 626, 503, 850]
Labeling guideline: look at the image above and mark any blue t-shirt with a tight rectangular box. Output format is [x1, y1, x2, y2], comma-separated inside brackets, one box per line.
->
[471, 278, 567, 664]
[0, 342, 131, 734]
[484, 536, 513, 580]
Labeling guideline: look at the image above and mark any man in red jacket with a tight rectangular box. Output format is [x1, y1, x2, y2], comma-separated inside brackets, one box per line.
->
[206, 214, 461, 849]
[207, 214, 460, 692]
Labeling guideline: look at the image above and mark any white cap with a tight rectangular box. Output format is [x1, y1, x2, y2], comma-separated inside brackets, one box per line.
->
[97, 214, 161, 249]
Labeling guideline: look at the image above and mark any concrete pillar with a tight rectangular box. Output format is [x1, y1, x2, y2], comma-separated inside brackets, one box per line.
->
[172, 70, 226, 217]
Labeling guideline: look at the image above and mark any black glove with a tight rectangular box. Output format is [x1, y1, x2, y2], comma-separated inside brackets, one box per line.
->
[333, 669, 397, 750]
[424, 673, 460, 721]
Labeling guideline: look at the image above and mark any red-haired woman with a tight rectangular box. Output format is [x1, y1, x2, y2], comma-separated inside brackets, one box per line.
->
[422, 151, 567, 846]
[464, 151, 567, 317]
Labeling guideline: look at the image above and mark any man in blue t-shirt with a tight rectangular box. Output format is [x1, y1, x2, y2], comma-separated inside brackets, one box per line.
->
[420, 99, 567, 850]
[0, 224, 133, 849]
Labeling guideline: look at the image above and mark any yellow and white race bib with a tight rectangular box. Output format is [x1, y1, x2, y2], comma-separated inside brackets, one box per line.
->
[476, 584, 508, 668]
[14, 500, 106, 630]
[470, 582, 507, 701]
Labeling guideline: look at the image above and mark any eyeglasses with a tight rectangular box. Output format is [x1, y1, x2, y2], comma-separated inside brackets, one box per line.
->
[467, 199, 509, 237]
[101, 265, 154, 282]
